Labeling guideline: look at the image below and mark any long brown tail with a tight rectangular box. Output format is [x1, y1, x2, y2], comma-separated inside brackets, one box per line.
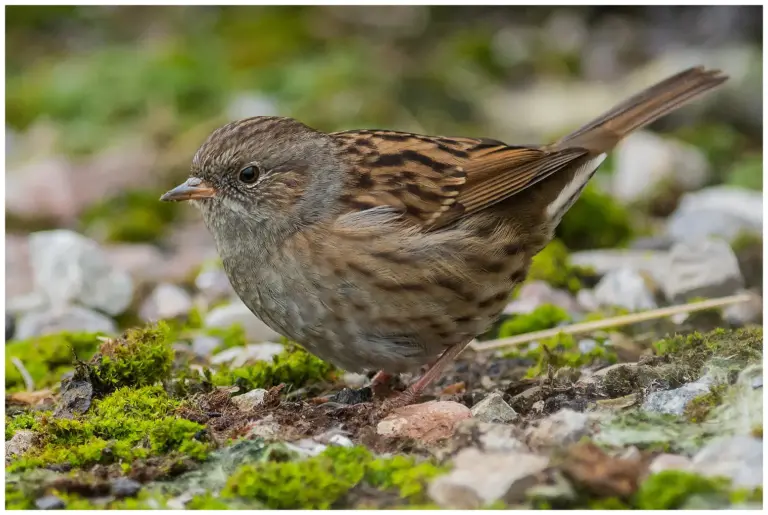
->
[553, 66, 728, 153]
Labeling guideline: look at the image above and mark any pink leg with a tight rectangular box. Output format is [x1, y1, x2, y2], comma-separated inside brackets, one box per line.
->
[379, 341, 470, 412]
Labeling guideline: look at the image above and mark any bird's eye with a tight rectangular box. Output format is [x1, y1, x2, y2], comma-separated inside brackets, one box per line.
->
[238, 165, 260, 184]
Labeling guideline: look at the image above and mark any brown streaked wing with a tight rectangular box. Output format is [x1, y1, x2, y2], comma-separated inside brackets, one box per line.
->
[331, 130, 589, 230]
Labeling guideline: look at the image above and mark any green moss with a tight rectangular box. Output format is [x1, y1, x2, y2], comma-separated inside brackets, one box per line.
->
[653, 327, 763, 378]
[683, 384, 728, 422]
[5, 331, 103, 392]
[84, 323, 175, 394]
[498, 304, 571, 339]
[207, 324, 248, 355]
[365, 454, 449, 502]
[79, 189, 180, 243]
[527, 239, 595, 293]
[223, 445, 448, 509]
[7, 385, 208, 473]
[586, 497, 629, 509]
[187, 492, 233, 510]
[5, 411, 45, 440]
[726, 153, 763, 191]
[212, 344, 335, 391]
[556, 184, 635, 250]
[504, 331, 616, 379]
[223, 445, 371, 509]
[633, 470, 731, 509]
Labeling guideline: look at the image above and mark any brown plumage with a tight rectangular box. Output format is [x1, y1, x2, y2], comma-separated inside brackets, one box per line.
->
[161, 66, 727, 409]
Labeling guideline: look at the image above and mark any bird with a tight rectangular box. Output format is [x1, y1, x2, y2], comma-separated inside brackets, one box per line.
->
[161, 66, 727, 410]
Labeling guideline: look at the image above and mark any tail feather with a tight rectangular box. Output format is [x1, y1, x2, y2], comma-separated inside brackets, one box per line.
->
[553, 66, 728, 153]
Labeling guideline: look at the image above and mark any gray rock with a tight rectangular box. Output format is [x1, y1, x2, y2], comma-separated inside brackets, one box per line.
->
[666, 186, 762, 243]
[458, 420, 528, 453]
[111, 477, 142, 498]
[578, 338, 598, 353]
[29, 230, 133, 316]
[470, 392, 518, 424]
[503, 281, 580, 315]
[6, 429, 36, 460]
[723, 291, 762, 327]
[231, 389, 267, 411]
[35, 495, 65, 510]
[661, 239, 744, 303]
[648, 453, 693, 475]
[205, 300, 281, 343]
[570, 249, 668, 284]
[593, 267, 657, 311]
[6, 157, 78, 224]
[191, 335, 221, 357]
[612, 131, 710, 203]
[210, 342, 284, 367]
[642, 380, 711, 416]
[15, 305, 117, 339]
[428, 447, 549, 508]
[526, 409, 591, 448]
[692, 435, 762, 489]
[53, 380, 93, 419]
[139, 283, 193, 321]
[194, 261, 234, 302]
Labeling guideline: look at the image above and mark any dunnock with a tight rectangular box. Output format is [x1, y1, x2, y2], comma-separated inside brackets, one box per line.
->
[162, 67, 726, 409]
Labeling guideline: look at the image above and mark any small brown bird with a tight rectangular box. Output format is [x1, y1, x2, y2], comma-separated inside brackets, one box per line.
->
[162, 67, 727, 409]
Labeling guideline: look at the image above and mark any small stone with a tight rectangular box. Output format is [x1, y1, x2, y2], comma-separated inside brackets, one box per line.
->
[457, 420, 528, 453]
[231, 389, 267, 411]
[526, 408, 591, 449]
[53, 380, 93, 419]
[35, 495, 65, 510]
[246, 415, 281, 440]
[191, 335, 221, 357]
[648, 453, 693, 475]
[194, 263, 234, 302]
[642, 380, 712, 416]
[138, 283, 193, 321]
[470, 392, 518, 424]
[209, 342, 284, 367]
[110, 477, 142, 498]
[593, 267, 657, 312]
[661, 239, 744, 303]
[578, 338, 598, 353]
[205, 300, 281, 343]
[503, 281, 580, 315]
[342, 372, 368, 389]
[612, 131, 710, 203]
[428, 447, 549, 508]
[5, 429, 37, 460]
[328, 387, 372, 405]
[723, 291, 762, 327]
[692, 435, 762, 489]
[666, 186, 762, 243]
[15, 306, 117, 339]
[570, 249, 668, 284]
[377, 401, 471, 444]
[29, 230, 134, 316]
[6, 157, 78, 224]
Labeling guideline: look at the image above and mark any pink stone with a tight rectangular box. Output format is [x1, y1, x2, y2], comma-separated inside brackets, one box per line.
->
[377, 400, 471, 444]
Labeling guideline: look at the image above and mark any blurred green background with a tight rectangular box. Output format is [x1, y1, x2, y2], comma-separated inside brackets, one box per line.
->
[5, 5, 763, 256]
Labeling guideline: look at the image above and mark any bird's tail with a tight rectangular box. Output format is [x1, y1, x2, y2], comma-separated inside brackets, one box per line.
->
[553, 66, 728, 153]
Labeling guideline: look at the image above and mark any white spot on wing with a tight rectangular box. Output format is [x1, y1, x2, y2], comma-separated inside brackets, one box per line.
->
[546, 153, 607, 227]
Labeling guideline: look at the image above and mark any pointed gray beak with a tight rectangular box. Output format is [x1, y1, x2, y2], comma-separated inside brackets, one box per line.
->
[160, 178, 216, 201]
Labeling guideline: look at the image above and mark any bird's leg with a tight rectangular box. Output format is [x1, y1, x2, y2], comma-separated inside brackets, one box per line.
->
[379, 341, 470, 413]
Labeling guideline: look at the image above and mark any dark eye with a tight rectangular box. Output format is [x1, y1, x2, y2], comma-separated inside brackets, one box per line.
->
[238, 165, 260, 184]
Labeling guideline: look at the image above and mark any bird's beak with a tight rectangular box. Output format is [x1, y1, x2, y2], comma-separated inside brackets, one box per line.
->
[160, 178, 216, 202]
